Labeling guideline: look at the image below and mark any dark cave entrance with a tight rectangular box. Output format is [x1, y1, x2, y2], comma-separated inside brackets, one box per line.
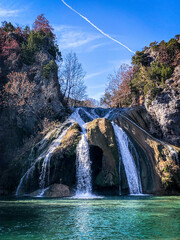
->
[89, 145, 103, 191]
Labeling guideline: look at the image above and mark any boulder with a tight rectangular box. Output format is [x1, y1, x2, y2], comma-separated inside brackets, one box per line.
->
[29, 184, 71, 198]
[44, 184, 71, 198]
[87, 118, 119, 193]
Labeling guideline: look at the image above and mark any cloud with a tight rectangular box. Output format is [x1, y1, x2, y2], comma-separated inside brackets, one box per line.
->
[0, 7, 20, 17]
[85, 70, 107, 80]
[54, 25, 102, 50]
[87, 42, 110, 52]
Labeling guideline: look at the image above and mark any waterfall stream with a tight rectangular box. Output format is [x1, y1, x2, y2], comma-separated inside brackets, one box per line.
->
[70, 108, 94, 197]
[112, 122, 142, 194]
[75, 133, 92, 197]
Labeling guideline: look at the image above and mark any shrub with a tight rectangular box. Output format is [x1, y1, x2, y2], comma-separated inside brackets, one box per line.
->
[42, 60, 58, 78]
[132, 51, 149, 66]
[148, 61, 173, 85]
[21, 30, 44, 65]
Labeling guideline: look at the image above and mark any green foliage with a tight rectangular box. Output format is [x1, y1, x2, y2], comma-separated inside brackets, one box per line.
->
[42, 60, 58, 78]
[132, 51, 149, 66]
[149, 41, 159, 51]
[148, 61, 173, 85]
[21, 29, 62, 65]
[21, 30, 45, 65]
[166, 38, 180, 57]
[131, 61, 172, 101]
[2, 21, 15, 32]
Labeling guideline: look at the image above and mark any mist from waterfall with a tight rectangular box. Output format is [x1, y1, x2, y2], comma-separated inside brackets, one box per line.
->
[112, 122, 142, 194]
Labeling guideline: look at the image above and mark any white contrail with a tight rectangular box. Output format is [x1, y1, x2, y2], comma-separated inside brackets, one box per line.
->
[61, 0, 135, 54]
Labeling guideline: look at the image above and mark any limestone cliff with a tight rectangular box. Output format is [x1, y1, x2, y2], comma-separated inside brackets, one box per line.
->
[145, 65, 180, 147]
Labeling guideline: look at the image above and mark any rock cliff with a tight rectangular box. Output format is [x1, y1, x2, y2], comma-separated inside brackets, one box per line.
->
[145, 65, 180, 146]
[0, 22, 67, 178]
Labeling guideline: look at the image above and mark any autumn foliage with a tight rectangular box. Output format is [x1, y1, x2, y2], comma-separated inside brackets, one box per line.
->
[1, 38, 20, 57]
[101, 64, 134, 107]
[33, 14, 54, 34]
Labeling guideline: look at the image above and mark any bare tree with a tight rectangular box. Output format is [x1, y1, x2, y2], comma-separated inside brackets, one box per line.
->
[59, 52, 87, 106]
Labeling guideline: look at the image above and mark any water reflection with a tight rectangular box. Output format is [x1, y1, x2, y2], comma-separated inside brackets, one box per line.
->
[0, 196, 180, 239]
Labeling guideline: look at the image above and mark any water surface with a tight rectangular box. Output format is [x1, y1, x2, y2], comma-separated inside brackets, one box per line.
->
[0, 196, 180, 239]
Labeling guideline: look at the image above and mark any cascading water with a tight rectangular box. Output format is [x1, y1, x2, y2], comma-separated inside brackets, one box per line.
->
[112, 122, 142, 194]
[70, 108, 94, 197]
[75, 133, 92, 197]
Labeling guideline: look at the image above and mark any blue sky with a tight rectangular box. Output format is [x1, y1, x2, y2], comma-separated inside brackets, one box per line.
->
[0, 0, 180, 100]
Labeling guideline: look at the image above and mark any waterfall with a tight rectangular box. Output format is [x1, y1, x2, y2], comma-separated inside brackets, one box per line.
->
[112, 123, 142, 195]
[16, 107, 144, 197]
[70, 108, 93, 197]
[75, 133, 92, 197]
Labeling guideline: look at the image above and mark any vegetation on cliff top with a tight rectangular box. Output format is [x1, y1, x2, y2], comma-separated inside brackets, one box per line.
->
[101, 35, 180, 108]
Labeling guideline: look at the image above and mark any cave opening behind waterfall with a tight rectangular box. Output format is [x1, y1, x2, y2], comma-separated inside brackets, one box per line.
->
[89, 145, 103, 193]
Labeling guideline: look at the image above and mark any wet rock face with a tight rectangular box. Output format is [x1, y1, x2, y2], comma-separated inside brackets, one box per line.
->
[145, 65, 180, 147]
[87, 118, 119, 193]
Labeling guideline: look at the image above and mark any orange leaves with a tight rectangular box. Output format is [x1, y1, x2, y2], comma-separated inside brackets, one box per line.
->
[1, 36, 20, 57]
[33, 14, 54, 34]
[102, 64, 134, 107]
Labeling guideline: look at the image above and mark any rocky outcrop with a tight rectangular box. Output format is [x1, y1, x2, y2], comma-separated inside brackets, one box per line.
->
[87, 118, 119, 194]
[145, 65, 180, 147]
